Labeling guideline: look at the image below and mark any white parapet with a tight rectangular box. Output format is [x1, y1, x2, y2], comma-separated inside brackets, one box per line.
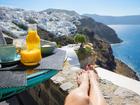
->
[95, 67, 140, 95]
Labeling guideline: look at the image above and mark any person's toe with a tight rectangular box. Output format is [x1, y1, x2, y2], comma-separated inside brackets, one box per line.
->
[88, 70, 99, 82]
[77, 70, 89, 84]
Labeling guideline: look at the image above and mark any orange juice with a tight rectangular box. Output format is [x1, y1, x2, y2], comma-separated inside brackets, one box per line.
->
[20, 24, 42, 66]
[20, 49, 42, 65]
[26, 30, 40, 50]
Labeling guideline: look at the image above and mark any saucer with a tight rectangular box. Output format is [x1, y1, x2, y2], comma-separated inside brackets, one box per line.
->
[0, 54, 20, 65]
[41, 45, 56, 57]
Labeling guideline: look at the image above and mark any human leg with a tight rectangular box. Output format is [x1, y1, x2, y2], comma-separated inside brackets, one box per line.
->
[65, 64, 107, 105]
[88, 70, 107, 105]
[65, 71, 89, 105]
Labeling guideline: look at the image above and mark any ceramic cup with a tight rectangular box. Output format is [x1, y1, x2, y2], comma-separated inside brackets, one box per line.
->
[0, 45, 16, 62]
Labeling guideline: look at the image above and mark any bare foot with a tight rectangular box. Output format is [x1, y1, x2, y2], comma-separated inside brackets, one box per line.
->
[77, 70, 89, 87]
[89, 70, 98, 82]
[85, 64, 99, 82]
[88, 70, 99, 105]
[76, 70, 88, 85]
[88, 69, 108, 105]
[65, 71, 89, 105]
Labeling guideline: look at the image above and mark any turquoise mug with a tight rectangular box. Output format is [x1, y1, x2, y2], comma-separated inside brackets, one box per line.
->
[0, 45, 16, 62]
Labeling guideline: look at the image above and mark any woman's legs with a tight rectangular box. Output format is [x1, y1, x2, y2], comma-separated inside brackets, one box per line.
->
[65, 71, 89, 105]
[65, 65, 107, 105]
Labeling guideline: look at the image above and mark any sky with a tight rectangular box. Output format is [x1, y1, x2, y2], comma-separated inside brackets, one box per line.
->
[0, 0, 140, 16]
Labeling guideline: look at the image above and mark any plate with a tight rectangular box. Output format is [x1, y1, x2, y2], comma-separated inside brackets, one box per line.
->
[0, 54, 20, 65]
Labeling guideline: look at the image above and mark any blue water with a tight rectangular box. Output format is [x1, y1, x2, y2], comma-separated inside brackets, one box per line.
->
[109, 25, 140, 77]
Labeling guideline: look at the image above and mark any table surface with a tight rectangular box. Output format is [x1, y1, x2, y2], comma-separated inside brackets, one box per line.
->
[0, 69, 58, 101]
[0, 49, 66, 101]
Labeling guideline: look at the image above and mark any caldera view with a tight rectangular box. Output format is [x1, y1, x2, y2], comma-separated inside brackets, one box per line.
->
[0, 0, 140, 105]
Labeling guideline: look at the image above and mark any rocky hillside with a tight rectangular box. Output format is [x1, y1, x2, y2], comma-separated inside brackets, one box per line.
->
[0, 6, 121, 44]
[77, 17, 122, 43]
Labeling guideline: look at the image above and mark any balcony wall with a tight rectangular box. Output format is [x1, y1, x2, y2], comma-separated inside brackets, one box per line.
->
[27, 64, 140, 105]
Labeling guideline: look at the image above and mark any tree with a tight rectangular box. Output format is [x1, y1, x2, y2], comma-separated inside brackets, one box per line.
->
[74, 33, 86, 48]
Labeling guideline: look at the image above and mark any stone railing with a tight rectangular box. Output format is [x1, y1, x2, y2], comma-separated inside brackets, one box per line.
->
[26, 62, 140, 105]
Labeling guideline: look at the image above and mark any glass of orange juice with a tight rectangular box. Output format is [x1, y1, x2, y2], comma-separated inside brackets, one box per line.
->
[20, 24, 42, 66]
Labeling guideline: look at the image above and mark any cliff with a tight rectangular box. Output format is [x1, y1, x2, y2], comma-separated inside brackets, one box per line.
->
[77, 17, 122, 43]
[115, 59, 139, 80]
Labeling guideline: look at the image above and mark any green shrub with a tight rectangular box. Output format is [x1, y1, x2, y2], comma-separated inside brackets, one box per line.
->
[74, 33, 86, 44]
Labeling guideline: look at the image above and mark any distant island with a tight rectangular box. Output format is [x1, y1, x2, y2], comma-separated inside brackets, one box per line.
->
[84, 14, 140, 25]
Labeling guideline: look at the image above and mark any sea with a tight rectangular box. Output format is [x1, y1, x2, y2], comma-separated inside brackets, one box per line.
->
[109, 25, 140, 77]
